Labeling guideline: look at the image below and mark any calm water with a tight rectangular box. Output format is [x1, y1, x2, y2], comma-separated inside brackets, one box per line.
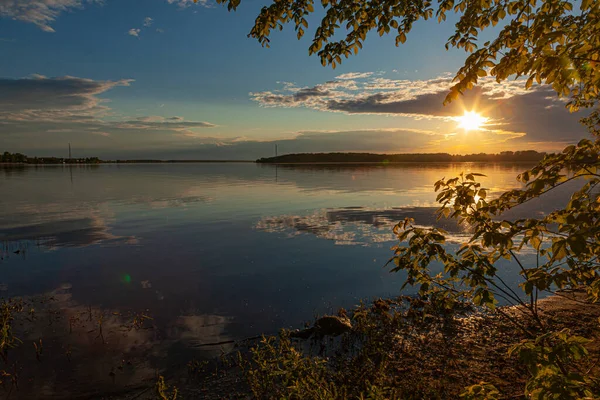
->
[0, 162, 565, 397]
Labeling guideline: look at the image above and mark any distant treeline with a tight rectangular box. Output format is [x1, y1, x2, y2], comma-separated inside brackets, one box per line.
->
[1, 151, 100, 164]
[1, 152, 252, 164]
[256, 151, 547, 164]
[103, 159, 251, 163]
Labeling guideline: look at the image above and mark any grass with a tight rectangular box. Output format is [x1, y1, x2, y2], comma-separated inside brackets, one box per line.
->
[0, 300, 23, 359]
[0, 299, 24, 395]
[0, 293, 159, 399]
[232, 292, 600, 399]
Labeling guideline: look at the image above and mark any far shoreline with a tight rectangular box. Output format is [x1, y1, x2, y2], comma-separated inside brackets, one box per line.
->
[1, 160, 544, 166]
[255, 160, 543, 165]
[2, 150, 549, 165]
[0, 160, 255, 165]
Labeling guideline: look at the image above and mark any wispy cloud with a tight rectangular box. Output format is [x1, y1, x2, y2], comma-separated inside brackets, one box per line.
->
[105, 127, 462, 160]
[129, 17, 161, 38]
[115, 116, 215, 130]
[167, 0, 212, 8]
[1, 1, 210, 32]
[0, 0, 101, 32]
[335, 72, 374, 80]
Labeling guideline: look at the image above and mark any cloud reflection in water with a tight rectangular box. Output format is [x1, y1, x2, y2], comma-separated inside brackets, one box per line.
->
[256, 206, 466, 246]
[0, 217, 137, 249]
[6, 283, 234, 399]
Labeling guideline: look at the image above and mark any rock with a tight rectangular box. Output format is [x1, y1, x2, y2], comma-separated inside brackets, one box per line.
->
[289, 315, 353, 339]
[289, 327, 315, 339]
[314, 315, 352, 336]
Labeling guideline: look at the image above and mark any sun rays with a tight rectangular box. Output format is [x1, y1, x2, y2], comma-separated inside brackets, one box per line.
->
[457, 111, 488, 131]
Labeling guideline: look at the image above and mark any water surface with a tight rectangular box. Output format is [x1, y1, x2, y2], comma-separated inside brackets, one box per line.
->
[0, 162, 557, 397]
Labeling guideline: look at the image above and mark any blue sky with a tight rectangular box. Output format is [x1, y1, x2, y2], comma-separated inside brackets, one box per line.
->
[0, 0, 590, 159]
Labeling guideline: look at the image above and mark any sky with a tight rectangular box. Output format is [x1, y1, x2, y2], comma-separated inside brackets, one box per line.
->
[0, 0, 592, 160]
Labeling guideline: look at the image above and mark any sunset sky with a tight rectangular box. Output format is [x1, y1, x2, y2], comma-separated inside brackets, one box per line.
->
[0, 0, 591, 159]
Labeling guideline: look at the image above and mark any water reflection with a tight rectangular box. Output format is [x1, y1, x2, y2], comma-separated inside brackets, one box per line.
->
[1, 218, 137, 249]
[0, 162, 553, 398]
[6, 283, 234, 399]
[259, 162, 531, 195]
[256, 206, 465, 246]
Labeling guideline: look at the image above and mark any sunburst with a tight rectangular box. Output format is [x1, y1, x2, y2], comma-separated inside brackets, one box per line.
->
[457, 111, 487, 131]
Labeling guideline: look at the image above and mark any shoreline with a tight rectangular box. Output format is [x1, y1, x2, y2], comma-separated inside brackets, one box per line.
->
[2, 289, 598, 398]
[1, 160, 543, 166]
[0, 160, 255, 165]
[117, 290, 600, 399]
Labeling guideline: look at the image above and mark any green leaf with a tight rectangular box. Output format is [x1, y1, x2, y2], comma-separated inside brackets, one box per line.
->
[567, 235, 586, 255]
[551, 239, 568, 261]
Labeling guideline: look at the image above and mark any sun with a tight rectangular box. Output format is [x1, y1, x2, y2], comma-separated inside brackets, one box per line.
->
[457, 111, 487, 131]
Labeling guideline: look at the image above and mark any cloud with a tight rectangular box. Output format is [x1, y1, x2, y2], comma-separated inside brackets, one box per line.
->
[91, 131, 110, 136]
[129, 17, 158, 39]
[167, 0, 212, 8]
[0, 0, 101, 32]
[291, 128, 441, 151]
[0, 126, 442, 160]
[251, 73, 589, 147]
[0, 75, 132, 118]
[336, 72, 374, 80]
[115, 116, 215, 129]
[0, 75, 216, 150]
[103, 128, 454, 160]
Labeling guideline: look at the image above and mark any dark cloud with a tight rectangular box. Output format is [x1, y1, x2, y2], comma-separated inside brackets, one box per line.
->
[255, 86, 331, 106]
[0, 75, 131, 114]
[0, 76, 216, 149]
[292, 86, 331, 101]
[116, 117, 215, 129]
[252, 75, 591, 147]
